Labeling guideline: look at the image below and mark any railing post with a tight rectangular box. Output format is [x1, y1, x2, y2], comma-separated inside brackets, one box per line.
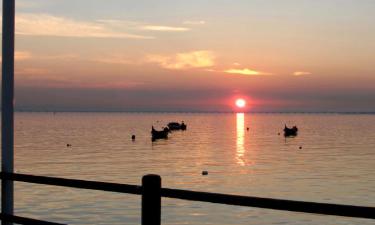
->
[142, 174, 161, 225]
[2, 0, 16, 225]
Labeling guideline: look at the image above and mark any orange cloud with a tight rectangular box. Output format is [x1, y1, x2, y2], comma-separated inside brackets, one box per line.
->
[293, 71, 312, 76]
[224, 68, 270, 76]
[147, 50, 215, 70]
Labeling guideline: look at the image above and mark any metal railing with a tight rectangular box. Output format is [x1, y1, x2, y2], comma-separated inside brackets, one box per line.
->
[1, 172, 374, 225]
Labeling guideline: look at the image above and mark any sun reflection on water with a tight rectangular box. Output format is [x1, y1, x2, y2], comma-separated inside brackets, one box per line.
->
[236, 113, 245, 166]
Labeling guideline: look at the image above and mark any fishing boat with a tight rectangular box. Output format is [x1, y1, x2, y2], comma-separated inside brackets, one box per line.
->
[284, 125, 298, 137]
[167, 122, 187, 131]
[151, 126, 168, 141]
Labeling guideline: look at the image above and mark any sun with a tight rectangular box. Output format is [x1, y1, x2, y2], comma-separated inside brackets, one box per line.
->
[235, 98, 246, 108]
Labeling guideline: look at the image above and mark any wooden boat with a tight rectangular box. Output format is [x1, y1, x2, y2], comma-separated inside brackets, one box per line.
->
[167, 122, 187, 131]
[284, 125, 298, 137]
[151, 126, 168, 141]
[180, 122, 187, 130]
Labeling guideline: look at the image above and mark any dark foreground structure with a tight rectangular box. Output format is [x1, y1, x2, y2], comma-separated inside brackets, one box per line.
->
[0, 173, 375, 225]
[1, 1, 375, 225]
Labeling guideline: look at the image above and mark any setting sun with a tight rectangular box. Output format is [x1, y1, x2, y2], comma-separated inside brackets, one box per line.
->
[235, 99, 246, 108]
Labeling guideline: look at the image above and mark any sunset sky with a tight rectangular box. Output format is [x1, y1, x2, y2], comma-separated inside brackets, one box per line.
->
[4, 0, 375, 112]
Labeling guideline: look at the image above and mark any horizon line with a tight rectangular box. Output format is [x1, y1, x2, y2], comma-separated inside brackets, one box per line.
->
[12, 110, 375, 115]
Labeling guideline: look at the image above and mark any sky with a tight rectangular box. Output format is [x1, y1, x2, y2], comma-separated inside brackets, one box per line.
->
[2, 0, 375, 112]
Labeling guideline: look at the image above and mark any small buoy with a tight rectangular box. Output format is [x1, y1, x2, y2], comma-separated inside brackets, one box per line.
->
[278, 133, 280, 135]
[247, 127, 249, 131]
[299, 146, 302, 149]
[132, 135, 136, 140]
[202, 171, 208, 176]
[67, 144, 71, 147]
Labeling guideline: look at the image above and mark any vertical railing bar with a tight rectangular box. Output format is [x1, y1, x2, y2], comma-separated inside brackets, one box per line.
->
[142, 174, 161, 225]
[1, 1, 16, 225]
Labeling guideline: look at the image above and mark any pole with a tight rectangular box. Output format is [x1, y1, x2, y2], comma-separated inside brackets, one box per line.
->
[2, 0, 15, 224]
[142, 175, 161, 225]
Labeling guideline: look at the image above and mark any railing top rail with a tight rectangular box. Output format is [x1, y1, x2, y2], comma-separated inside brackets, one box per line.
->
[0, 213, 66, 225]
[161, 188, 375, 219]
[2, 172, 375, 220]
[1, 172, 141, 195]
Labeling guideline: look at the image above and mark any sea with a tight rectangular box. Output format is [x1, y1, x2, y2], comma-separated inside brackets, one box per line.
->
[9, 112, 375, 224]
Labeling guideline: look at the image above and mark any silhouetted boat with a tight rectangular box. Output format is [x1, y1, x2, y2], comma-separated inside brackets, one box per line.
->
[151, 126, 168, 141]
[284, 125, 298, 137]
[180, 122, 187, 130]
[167, 122, 187, 131]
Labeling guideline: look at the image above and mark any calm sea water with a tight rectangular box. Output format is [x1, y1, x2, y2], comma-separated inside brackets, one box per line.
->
[9, 112, 375, 224]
